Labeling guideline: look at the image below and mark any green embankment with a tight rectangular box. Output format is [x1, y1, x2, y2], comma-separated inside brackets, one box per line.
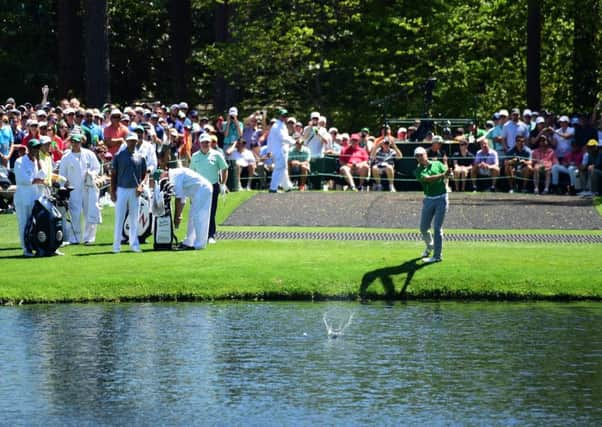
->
[1, 192, 601, 304]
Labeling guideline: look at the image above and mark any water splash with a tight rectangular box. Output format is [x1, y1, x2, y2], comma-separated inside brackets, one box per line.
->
[323, 308, 354, 338]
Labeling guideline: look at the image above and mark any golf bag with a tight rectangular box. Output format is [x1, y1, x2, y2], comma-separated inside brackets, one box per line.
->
[122, 187, 153, 244]
[152, 177, 177, 250]
[24, 188, 69, 257]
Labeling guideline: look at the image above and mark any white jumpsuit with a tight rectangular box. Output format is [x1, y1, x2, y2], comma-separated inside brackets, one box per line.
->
[14, 155, 45, 254]
[59, 148, 102, 243]
[267, 119, 292, 192]
[169, 168, 213, 249]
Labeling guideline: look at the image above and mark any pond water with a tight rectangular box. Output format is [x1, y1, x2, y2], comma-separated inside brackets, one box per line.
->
[1, 301, 601, 426]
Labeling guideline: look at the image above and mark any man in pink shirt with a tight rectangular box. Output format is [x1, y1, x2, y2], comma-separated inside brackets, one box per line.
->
[103, 109, 129, 156]
[339, 133, 369, 191]
[532, 135, 558, 194]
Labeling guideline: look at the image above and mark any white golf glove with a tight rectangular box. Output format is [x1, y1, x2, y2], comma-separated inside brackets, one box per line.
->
[220, 184, 227, 195]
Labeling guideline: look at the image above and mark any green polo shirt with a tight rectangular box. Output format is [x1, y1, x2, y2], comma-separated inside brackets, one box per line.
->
[288, 145, 311, 162]
[190, 149, 228, 184]
[415, 160, 447, 197]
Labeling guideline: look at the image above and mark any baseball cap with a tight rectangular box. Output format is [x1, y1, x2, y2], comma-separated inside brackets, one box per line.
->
[71, 134, 83, 143]
[414, 146, 427, 156]
[361, 127, 370, 133]
[586, 139, 598, 147]
[200, 133, 212, 142]
[133, 125, 145, 133]
[6, 97, 15, 105]
[498, 109, 509, 117]
[310, 111, 320, 119]
[523, 109, 532, 117]
[110, 109, 122, 117]
[535, 117, 545, 124]
[559, 115, 569, 123]
[39, 136, 51, 144]
[126, 133, 138, 141]
[511, 108, 520, 115]
[228, 107, 238, 116]
[179, 102, 189, 110]
[27, 138, 42, 149]
[277, 108, 288, 116]
[432, 135, 444, 143]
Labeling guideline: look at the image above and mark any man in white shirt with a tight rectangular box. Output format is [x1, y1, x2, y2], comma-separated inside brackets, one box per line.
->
[268, 108, 293, 193]
[167, 167, 213, 250]
[302, 112, 330, 159]
[58, 133, 101, 244]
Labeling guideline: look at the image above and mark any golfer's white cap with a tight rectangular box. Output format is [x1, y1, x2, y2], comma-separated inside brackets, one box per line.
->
[414, 146, 427, 156]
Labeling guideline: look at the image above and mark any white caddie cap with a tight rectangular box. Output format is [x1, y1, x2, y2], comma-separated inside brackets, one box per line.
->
[414, 146, 427, 156]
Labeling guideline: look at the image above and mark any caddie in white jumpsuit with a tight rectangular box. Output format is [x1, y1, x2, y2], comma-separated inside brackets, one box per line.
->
[14, 139, 46, 257]
[168, 167, 213, 250]
[58, 133, 101, 244]
[268, 108, 293, 193]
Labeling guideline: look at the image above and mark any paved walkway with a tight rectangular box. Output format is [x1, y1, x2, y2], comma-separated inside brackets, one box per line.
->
[224, 191, 602, 230]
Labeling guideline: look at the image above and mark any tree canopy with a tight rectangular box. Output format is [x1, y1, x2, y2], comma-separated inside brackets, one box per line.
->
[0, 0, 599, 128]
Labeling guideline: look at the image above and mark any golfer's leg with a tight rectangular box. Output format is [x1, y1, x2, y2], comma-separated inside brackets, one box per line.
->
[432, 196, 449, 259]
[194, 187, 212, 249]
[420, 198, 435, 251]
[128, 190, 140, 249]
[113, 188, 127, 251]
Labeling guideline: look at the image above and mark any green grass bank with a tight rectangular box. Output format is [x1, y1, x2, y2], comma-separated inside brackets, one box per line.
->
[1, 192, 601, 304]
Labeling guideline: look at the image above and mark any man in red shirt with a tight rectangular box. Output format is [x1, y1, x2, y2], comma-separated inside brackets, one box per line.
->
[103, 109, 129, 156]
[339, 133, 369, 191]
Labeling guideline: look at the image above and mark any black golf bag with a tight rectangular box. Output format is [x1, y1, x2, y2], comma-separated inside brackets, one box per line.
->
[122, 187, 153, 244]
[153, 177, 177, 250]
[24, 189, 68, 257]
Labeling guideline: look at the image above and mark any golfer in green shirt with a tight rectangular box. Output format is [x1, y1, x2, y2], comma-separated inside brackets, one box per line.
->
[414, 146, 448, 263]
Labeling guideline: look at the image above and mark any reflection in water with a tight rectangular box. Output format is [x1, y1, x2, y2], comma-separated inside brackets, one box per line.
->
[1, 302, 601, 425]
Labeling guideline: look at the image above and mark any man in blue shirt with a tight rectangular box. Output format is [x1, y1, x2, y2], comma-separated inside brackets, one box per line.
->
[0, 113, 14, 165]
[111, 133, 147, 253]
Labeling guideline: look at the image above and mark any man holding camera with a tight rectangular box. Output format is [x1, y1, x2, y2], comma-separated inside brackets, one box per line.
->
[111, 133, 146, 253]
[222, 106, 243, 152]
[504, 135, 532, 193]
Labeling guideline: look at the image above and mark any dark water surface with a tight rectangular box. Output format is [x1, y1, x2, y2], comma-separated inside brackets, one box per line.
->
[1, 302, 601, 426]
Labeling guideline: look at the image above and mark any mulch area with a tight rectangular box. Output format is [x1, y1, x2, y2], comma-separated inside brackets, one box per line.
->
[224, 191, 602, 230]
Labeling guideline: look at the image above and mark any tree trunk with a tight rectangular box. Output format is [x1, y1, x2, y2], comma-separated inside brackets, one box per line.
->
[214, 0, 232, 113]
[168, 0, 192, 100]
[56, 0, 84, 99]
[84, 0, 110, 106]
[573, 0, 599, 112]
[526, 0, 541, 111]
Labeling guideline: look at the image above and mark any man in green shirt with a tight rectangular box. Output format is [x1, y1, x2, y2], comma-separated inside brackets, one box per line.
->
[288, 136, 311, 191]
[414, 146, 448, 263]
[190, 133, 229, 244]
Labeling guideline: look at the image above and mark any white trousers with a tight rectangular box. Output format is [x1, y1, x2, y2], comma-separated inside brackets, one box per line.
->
[14, 185, 39, 253]
[182, 185, 212, 249]
[113, 187, 140, 251]
[270, 145, 291, 191]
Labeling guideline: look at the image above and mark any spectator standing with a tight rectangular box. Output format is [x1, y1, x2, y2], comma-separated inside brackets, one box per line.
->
[110, 133, 146, 253]
[189, 133, 228, 244]
[303, 112, 329, 159]
[414, 146, 448, 264]
[103, 110, 129, 156]
[531, 136, 558, 195]
[0, 113, 14, 166]
[222, 107, 243, 152]
[501, 108, 530, 154]
[551, 115, 574, 162]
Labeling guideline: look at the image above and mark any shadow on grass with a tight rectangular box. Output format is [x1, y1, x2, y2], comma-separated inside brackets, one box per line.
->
[360, 257, 433, 303]
[73, 251, 120, 257]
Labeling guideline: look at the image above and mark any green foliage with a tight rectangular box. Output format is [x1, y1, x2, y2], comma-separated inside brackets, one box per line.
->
[0, 0, 600, 127]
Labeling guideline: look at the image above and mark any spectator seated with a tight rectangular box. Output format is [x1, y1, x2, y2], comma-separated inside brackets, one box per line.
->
[338, 133, 369, 191]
